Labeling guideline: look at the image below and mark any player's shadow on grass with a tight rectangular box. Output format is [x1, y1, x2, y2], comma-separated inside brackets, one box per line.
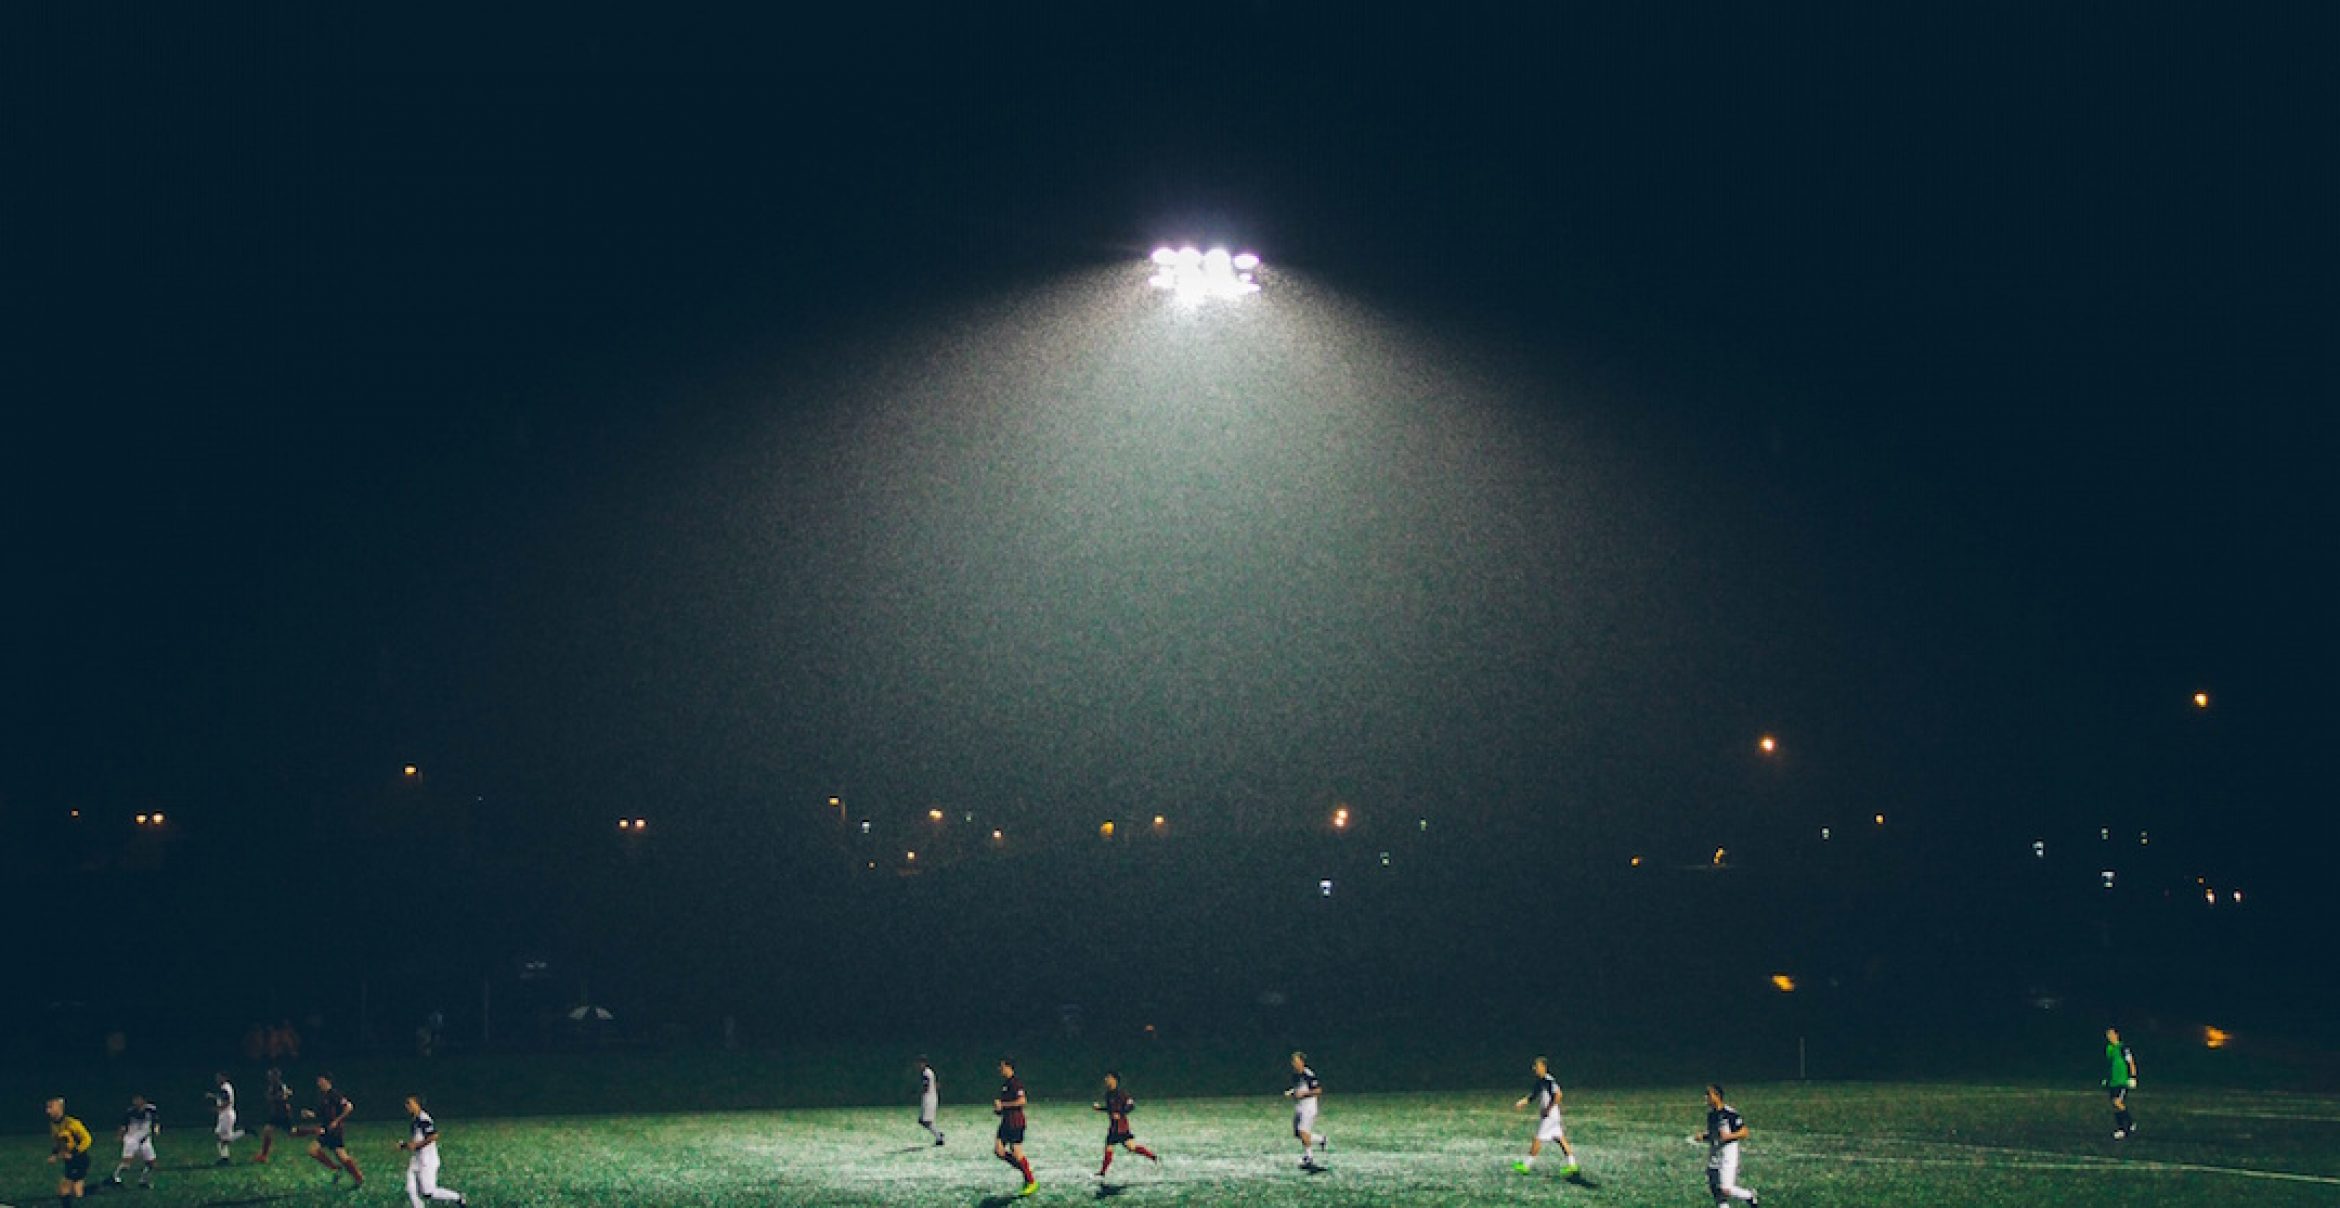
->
[194, 1194, 304, 1207]
[1095, 1183, 1129, 1199]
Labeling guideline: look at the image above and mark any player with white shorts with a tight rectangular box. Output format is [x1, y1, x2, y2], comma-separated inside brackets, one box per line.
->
[211, 1071, 245, 1163]
[917, 1056, 945, 1146]
[111, 1094, 161, 1188]
[1284, 1052, 1327, 1170]
[1696, 1084, 1760, 1206]
[398, 1096, 468, 1208]
[1512, 1056, 1584, 1178]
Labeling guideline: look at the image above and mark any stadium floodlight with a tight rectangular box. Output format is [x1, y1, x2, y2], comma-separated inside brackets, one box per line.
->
[1147, 244, 1262, 299]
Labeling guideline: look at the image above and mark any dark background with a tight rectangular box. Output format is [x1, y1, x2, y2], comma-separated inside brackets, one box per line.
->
[3, 4, 2333, 1074]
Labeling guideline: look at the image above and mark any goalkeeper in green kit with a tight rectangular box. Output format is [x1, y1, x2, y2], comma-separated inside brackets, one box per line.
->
[2102, 1027, 2139, 1139]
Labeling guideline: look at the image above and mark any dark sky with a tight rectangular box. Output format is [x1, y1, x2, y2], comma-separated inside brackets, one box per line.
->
[6, 4, 2335, 891]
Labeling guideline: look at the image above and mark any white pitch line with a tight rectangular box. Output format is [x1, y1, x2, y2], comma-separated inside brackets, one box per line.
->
[1806, 1149, 2340, 1187]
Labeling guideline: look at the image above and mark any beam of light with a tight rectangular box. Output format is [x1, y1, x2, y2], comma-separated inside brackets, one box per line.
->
[1147, 245, 1262, 299]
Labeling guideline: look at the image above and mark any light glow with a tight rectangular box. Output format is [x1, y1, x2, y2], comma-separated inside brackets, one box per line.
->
[1147, 244, 1262, 299]
[1771, 974, 1797, 993]
[2204, 1025, 2231, 1049]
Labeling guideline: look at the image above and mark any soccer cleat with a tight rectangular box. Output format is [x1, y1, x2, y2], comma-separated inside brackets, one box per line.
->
[2113, 1129, 2128, 1140]
[1513, 1161, 1533, 1174]
[1016, 1180, 1038, 1197]
[1558, 1163, 1580, 1177]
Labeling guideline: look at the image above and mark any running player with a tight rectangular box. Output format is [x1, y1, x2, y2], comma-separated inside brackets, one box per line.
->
[991, 1057, 1037, 1197]
[1693, 1084, 1759, 1206]
[300, 1072, 364, 1187]
[1511, 1056, 1582, 1178]
[916, 1056, 944, 1146]
[209, 1070, 245, 1163]
[2104, 1027, 2140, 1139]
[109, 1094, 160, 1188]
[254, 1067, 295, 1162]
[1091, 1071, 1159, 1179]
[47, 1096, 95, 1206]
[1284, 1051, 1328, 1170]
[397, 1095, 469, 1207]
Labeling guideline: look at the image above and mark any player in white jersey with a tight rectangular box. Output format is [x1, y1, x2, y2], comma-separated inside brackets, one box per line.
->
[109, 1094, 161, 1188]
[1511, 1056, 1583, 1178]
[209, 1071, 245, 1163]
[916, 1057, 945, 1146]
[397, 1096, 469, 1208]
[1283, 1052, 1328, 1170]
[1693, 1084, 1759, 1206]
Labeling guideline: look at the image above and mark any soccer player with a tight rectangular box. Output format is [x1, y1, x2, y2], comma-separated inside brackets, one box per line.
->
[1284, 1051, 1328, 1170]
[301, 1072, 364, 1187]
[109, 1094, 161, 1188]
[2104, 1026, 2140, 1139]
[1694, 1084, 1759, 1206]
[1511, 1056, 1582, 1178]
[991, 1057, 1037, 1197]
[397, 1095, 469, 1208]
[209, 1070, 245, 1163]
[916, 1056, 944, 1146]
[47, 1096, 95, 1206]
[254, 1067, 295, 1162]
[1091, 1071, 1159, 1179]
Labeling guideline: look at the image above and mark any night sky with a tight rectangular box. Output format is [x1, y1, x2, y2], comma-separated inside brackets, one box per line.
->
[5, 6, 2335, 1044]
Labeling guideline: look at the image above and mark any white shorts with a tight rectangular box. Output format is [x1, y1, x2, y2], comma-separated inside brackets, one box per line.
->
[919, 1094, 938, 1125]
[1536, 1112, 1567, 1143]
[216, 1108, 239, 1139]
[1709, 1148, 1742, 1191]
[1293, 1099, 1319, 1135]
[122, 1136, 156, 1163]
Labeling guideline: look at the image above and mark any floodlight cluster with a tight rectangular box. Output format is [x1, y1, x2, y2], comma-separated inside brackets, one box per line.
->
[1149, 245, 1261, 298]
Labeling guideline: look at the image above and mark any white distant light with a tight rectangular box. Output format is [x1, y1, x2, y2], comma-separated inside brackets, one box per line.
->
[1147, 244, 1263, 299]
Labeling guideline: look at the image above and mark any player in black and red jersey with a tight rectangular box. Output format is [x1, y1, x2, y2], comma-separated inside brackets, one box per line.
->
[299, 1073, 364, 1187]
[991, 1057, 1037, 1197]
[1091, 1071, 1160, 1180]
[254, 1068, 294, 1163]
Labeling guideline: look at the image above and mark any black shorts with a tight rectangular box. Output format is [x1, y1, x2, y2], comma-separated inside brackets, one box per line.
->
[63, 1151, 92, 1182]
[2105, 1082, 2129, 1102]
[1106, 1126, 1135, 1146]
[268, 1105, 295, 1130]
[319, 1128, 346, 1150]
[996, 1121, 1026, 1145]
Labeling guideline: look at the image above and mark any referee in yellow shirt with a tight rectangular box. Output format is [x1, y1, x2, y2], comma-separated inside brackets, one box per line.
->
[46, 1096, 94, 1205]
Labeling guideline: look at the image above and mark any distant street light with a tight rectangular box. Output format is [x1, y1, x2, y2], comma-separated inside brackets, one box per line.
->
[1758, 735, 1778, 754]
[2193, 691, 2210, 709]
[403, 764, 419, 779]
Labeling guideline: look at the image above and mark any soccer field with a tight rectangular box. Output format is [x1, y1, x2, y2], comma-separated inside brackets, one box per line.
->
[11, 1082, 2338, 1207]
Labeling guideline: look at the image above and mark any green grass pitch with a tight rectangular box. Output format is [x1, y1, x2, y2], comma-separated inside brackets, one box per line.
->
[11, 1082, 2338, 1206]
